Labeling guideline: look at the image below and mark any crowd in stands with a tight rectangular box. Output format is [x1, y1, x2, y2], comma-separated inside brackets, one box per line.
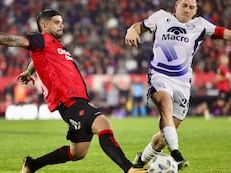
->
[0, 0, 231, 117]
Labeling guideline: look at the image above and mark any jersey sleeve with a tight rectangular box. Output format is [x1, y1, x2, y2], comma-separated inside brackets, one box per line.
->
[143, 9, 165, 32]
[200, 17, 217, 36]
[25, 33, 45, 51]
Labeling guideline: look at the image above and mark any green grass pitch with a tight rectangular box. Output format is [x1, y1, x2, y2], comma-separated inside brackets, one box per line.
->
[0, 117, 231, 173]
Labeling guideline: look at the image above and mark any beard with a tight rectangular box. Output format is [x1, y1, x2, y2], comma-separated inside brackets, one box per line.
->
[53, 30, 63, 39]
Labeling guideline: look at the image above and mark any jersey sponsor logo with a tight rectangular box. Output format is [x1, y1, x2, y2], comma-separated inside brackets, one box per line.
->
[167, 26, 186, 35]
[162, 26, 189, 43]
[57, 48, 73, 61]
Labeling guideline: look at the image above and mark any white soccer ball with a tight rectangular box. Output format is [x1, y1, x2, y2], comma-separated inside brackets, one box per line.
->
[148, 154, 178, 173]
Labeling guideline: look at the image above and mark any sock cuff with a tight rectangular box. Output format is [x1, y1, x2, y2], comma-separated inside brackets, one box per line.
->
[162, 126, 176, 132]
[148, 143, 161, 153]
[98, 129, 113, 137]
[65, 146, 76, 161]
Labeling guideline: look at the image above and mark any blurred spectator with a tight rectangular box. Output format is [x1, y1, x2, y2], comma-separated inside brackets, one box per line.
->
[213, 54, 230, 98]
[14, 83, 27, 104]
[105, 82, 120, 115]
[191, 54, 231, 117]
[211, 54, 231, 116]
[130, 76, 147, 117]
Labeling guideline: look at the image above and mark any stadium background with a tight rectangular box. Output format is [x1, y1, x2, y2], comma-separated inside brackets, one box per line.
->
[0, 0, 231, 118]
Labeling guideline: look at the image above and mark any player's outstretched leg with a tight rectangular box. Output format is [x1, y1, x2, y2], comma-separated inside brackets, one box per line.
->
[92, 114, 147, 173]
[98, 129, 148, 173]
[20, 146, 78, 173]
[133, 133, 164, 168]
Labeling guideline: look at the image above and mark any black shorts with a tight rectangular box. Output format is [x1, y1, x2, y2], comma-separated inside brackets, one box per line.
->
[58, 98, 102, 143]
[133, 96, 143, 103]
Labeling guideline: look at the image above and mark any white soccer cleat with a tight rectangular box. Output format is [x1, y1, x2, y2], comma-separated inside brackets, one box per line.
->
[133, 152, 145, 168]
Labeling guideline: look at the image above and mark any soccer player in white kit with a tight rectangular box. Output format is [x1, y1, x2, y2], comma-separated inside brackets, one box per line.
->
[125, 0, 231, 170]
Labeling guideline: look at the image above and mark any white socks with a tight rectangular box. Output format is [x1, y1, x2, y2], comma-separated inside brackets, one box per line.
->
[162, 126, 179, 151]
[141, 143, 161, 163]
[141, 126, 179, 163]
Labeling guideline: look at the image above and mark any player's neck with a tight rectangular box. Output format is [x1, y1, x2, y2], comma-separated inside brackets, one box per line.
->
[173, 13, 191, 23]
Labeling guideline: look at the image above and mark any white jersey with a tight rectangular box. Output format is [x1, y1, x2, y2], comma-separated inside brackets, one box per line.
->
[144, 9, 217, 82]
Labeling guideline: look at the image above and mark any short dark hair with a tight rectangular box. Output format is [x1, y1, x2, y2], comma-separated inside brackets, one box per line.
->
[36, 9, 62, 32]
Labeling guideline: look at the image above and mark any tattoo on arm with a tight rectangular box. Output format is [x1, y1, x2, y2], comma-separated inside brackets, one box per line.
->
[0, 32, 29, 47]
[27, 61, 35, 75]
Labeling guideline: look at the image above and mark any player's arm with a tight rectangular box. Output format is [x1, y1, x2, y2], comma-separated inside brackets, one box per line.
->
[212, 26, 231, 40]
[125, 22, 149, 48]
[223, 29, 231, 40]
[0, 32, 29, 48]
[25, 61, 35, 75]
[17, 61, 35, 85]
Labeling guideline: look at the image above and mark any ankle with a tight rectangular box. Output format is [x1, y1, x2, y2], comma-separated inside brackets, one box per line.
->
[171, 150, 184, 162]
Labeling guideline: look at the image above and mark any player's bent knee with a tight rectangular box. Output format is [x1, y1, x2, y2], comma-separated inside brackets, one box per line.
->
[92, 114, 112, 134]
[69, 141, 91, 161]
[70, 151, 86, 161]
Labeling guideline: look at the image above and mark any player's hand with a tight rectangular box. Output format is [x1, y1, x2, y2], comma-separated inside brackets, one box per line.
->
[17, 71, 35, 85]
[125, 28, 141, 48]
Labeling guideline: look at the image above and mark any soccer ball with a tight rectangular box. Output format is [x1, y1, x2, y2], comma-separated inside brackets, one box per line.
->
[148, 154, 178, 173]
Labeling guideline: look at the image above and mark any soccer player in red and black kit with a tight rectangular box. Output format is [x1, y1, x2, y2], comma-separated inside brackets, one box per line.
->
[0, 9, 146, 173]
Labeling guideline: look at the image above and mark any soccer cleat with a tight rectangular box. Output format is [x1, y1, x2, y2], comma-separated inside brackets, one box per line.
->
[133, 152, 145, 168]
[20, 156, 34, 173]
[127, 167, 148, 173]
[171, 150, 189, 170]
[177, 159, 189, 170]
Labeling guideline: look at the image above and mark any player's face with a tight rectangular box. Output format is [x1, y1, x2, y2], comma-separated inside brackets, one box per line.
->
[175, 0, 197, 23]
[45, 15, 64, 39]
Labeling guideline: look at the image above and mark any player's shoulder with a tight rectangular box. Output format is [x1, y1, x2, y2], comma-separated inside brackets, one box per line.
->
[26, 32, 42, 37]
[191, 16, 214, 25]
[25, 32, 44, 42]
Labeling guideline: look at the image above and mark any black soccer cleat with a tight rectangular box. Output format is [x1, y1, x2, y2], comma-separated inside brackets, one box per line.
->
[171, 150, 189, 170]
[20, 156, 34, 173]
[177, 159, 189, 170]
[133, 152, 145, 168]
